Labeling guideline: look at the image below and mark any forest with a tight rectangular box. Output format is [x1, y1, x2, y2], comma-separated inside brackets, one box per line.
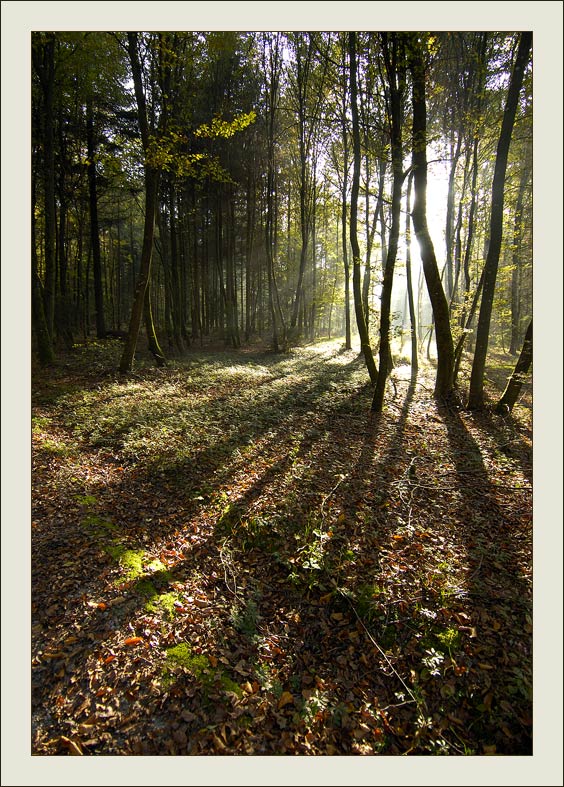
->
[27, 28, 537, 762]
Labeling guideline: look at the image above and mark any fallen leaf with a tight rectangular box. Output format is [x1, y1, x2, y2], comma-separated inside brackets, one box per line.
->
[60, 735, 83, 756]
[124, 636, 143, 646]
[278, 691, 294, 709]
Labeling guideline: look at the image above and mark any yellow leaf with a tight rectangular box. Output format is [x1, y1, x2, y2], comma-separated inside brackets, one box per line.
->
[60, 736, 83, 756]
[278, 691, 294, 709]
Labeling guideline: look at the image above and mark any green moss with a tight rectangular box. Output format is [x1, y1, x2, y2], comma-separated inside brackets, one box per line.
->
[82, 514, 116, 535]
[134, 579, 158, 599]
[146, 591, 179, 618]
[105, 545, 146, 580]
[164, 642, 241, 696]
[75, 493, 98, 507]
[146, 558, 168, 573]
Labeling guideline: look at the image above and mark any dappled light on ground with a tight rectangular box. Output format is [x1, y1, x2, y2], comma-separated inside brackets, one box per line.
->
[32, 339, 532, 755]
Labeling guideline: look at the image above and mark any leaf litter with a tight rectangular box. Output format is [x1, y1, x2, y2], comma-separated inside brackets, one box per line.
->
[31, 339, 532, 755]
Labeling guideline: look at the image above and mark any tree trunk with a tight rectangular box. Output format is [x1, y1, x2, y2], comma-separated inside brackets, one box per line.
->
[144, 278, 166, 365]
[444, 131, 462, 300]
[409, 36, 454, 399]
[495, 319, 532, 414]
[405, 171, 418, 375]
[33, 34, 57, 340]
[349, 32, 378, 384]
[509, 164, 531, 354]
[32, 163, 55, 364]
[120, 32, 164, 372]
[373, 33, 405, 411]
[468, 32, 532, 409]
[86, 102, 106, 339]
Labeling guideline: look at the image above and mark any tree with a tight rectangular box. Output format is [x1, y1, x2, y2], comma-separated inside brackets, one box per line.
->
[349, 32, 378, 384]
[467, 32, 532, 409]
[32, 33, 57, 341]
[372, 33, 406, 411]
[120, 32, 166, 372]
[86, 99, 106, 339]
[495, 318, 532, 414]
[408, 35, 455, 400]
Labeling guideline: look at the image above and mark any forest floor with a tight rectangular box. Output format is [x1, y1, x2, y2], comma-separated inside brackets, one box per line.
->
[30, 337, 533, 757]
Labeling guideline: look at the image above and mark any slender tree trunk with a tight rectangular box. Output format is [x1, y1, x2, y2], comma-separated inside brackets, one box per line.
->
[341, 150, 352, 350]
[86, 102, 106, 338]
[373, 33, 405, 411]
[509, 164, 531, 354]
[144, 278, 166, 365]
[349, 32, 378, 384]
[32, 163, 55, 364]
[120, 32, 165, 372]
[445, 131, 462, 300]
[468, 32, 532, 408]
[33, 34, 57, 340]
[495, 319, 532, 413]
[405, 171, 418, 375]
[409, 36, 454, 399]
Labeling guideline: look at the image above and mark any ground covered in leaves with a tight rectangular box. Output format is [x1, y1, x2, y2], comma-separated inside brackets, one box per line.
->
[31, 338, 532, 756]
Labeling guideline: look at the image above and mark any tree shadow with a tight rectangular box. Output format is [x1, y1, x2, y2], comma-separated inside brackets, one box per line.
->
[436, 401, 532, 753]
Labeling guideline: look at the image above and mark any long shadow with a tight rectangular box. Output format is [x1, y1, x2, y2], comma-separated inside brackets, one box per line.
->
[437, 401, 532, 754]
[465, 406, 532, 486]
[32, 346, 371, 747]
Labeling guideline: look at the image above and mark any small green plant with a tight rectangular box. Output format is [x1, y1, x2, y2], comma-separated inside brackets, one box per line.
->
[422, 647, 445, 677]
[435, 627, 461, 656]
[254, 662, 283, 697]
[230, 598, 260, 640]
[75, 493, 98, 507]
[40, 437, 72, 456]
[354, 583, 382, 622]
[32, 415, 51, 434]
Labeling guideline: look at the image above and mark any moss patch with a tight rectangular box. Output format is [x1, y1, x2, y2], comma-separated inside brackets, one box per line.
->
[105, 545, 146, 581]
[164, 642, 241, 696]
[145, 591, 180, 619]
[82, 513, 117, 536]
[75, 493, 98, 507]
